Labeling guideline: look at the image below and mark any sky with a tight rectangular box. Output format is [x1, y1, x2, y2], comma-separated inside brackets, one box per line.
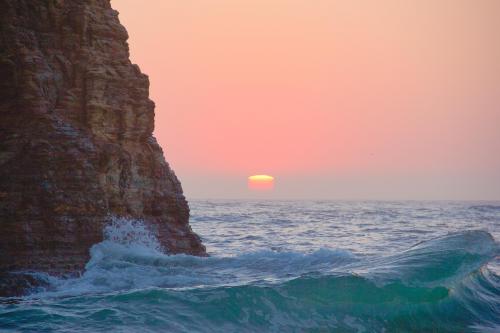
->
[113, 0, 500, 200]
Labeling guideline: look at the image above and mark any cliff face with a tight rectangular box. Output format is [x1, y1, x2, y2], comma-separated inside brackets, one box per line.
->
[0, 0, 206, 278]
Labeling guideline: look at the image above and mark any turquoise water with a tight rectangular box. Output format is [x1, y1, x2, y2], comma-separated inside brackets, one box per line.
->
[1, 201, 499, 332]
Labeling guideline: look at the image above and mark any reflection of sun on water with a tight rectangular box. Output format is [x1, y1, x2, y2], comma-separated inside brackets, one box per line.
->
[248, 175, 275, 191]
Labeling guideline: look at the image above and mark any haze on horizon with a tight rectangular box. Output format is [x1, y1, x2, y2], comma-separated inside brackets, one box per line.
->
[113, 0, 500, 200]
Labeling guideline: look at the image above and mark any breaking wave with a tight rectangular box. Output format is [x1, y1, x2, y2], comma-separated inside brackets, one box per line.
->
[1, 217, 499, 332]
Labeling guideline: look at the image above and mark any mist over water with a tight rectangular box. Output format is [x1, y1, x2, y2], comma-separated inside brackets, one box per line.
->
[1, 201, 499, 332]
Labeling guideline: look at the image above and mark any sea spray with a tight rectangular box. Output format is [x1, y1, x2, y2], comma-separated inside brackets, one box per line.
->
[104, 217, 164, 251]
[86, 216, 165, 269]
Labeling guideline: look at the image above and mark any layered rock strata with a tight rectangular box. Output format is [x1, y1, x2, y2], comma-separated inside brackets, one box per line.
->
[0, 0, 206, 288]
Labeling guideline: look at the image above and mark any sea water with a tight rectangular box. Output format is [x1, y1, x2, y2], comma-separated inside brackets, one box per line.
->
[1, 200, 499, 332]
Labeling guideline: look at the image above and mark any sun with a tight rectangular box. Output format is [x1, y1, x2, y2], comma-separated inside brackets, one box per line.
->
[248, 175, 275, 191]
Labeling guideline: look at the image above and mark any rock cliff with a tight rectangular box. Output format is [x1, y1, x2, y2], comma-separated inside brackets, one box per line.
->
[0, 0, 206, 287]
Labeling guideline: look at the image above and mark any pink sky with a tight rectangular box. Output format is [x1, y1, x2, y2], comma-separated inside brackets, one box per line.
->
[113, 0, 500, 200]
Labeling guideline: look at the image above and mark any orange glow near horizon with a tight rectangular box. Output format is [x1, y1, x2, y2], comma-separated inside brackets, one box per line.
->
[248, 175, 275, 191]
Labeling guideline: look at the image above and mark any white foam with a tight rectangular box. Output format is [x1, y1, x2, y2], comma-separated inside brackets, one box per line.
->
[24, 217, 358, 299]
[85, 216, 164, 269]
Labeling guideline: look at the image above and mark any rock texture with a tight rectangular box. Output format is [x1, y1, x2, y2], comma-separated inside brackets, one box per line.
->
[0, 0, 206, 282]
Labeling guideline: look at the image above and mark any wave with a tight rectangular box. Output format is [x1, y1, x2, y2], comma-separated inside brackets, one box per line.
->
[80, 268, 497, 333]
[2, 218, 499, 332]
[469, 204, 500, 213]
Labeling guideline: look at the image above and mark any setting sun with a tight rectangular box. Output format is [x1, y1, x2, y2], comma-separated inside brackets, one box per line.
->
[248, 175, 275, 191]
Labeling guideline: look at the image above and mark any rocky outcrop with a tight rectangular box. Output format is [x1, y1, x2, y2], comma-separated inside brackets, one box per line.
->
[0, 0, 206, 283]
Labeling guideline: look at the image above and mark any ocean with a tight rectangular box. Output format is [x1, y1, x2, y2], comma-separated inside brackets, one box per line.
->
[1, 200, 499, 332]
